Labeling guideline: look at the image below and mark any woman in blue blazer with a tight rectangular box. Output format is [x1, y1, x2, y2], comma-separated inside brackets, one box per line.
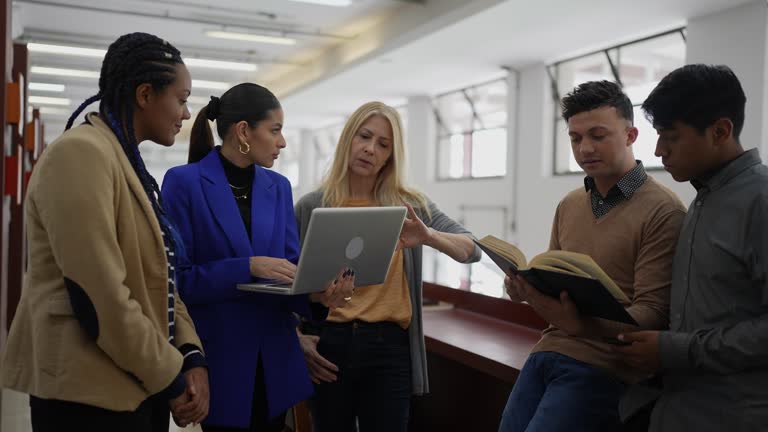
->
[161, 83, 352, 431]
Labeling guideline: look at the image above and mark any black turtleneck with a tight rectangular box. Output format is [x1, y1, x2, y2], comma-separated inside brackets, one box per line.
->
[216, 147, 254, 237]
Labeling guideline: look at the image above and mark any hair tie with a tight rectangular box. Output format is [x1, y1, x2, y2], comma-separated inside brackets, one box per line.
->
[206, 96, 221, 121]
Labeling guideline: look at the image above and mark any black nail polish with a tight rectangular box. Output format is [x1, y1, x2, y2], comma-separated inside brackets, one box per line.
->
[333, 279, 338, 284]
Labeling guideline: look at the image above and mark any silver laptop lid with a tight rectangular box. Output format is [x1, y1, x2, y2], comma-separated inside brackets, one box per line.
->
[237, 206, 406, 295]
[290, 206, 407, 294]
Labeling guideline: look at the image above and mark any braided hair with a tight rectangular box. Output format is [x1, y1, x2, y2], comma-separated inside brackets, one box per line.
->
[65, 32, 184, 256]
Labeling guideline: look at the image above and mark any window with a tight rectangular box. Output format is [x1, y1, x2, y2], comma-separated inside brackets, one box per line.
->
[434, 79, 508, 179]
[396, 105, 408, 140]
[272, 129, 301, 188]
[313, 124, 343, 184]
[550, 29, 687, 174]
[422, 247, 506, 298]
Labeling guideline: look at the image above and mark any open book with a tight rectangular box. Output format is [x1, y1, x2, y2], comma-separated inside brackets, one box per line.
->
[475, 235, 637, 325]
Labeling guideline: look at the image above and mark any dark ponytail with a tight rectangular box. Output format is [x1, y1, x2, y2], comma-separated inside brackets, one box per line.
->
[187, 83, 281, 164]
[189, 105, 215, 163]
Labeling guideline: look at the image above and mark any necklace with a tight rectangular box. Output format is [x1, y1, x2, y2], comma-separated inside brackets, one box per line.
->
[229, 182, 250, 200]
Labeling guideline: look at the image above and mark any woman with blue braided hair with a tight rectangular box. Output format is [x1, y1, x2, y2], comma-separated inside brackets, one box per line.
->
[1, 32, 208, 431]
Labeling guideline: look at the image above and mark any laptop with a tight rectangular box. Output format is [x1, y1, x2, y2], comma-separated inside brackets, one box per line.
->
[237, 206, 407, 295]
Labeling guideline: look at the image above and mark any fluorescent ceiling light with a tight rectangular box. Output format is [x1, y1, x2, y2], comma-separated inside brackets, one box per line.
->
[187, 96, 214, 105]
[31, 66, 99, 79]
[30, 42, 254, 72]
[29, 82, 66, 92]
[28, 42, 106, 58]
[29, 96, 71, 106]
[36, 106, 71, 116]
[192, 80, 230, 90]
[33, 68, 229, 90]
[287, 0, 352, 6]
[205, 31, 296, 46]
[185, 58, 258, 72]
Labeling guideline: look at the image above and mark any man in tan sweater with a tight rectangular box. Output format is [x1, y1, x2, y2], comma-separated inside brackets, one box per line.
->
[498, 81, 686, 432]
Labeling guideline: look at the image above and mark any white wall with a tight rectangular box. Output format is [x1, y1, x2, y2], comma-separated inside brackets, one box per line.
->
[293, 129, 318, 201]
[686, 0, 768, 153]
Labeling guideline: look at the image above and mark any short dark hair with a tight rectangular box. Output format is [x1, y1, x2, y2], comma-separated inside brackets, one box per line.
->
[188, 83, 281, 163]
[561, 80, 634, 123]
[642, 64, 746, 139]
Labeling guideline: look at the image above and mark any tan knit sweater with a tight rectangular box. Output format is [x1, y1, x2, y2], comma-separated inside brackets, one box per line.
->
[532, 176, 686, 383]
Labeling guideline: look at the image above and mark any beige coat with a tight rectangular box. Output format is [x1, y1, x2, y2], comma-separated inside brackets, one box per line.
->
[1, 113, 202, 411]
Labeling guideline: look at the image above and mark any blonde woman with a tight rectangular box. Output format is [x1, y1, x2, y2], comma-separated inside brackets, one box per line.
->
[295, 101, 481, 432]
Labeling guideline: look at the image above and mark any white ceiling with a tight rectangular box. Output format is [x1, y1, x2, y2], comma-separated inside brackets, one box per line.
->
[280, 0, 756, 128]
[15, 0, 411, 139]
[15, 0, 756, 140]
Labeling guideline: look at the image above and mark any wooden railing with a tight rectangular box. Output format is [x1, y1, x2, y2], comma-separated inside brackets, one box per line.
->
[412, 282, 547, 431]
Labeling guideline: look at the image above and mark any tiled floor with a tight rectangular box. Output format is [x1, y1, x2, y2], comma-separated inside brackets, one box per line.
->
[0, 389, 202, 432]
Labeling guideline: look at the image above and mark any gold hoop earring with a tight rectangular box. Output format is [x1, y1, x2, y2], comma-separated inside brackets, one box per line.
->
[239, 141, 250, 155]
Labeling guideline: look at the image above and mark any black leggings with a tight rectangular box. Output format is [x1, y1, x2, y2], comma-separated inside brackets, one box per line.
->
[30, 394, 169, 432]
[202, 356, 286, 432]
[312, 321, 412, 432]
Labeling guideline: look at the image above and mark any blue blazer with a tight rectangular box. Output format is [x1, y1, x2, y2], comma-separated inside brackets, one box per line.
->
[161, 150, 312, 427]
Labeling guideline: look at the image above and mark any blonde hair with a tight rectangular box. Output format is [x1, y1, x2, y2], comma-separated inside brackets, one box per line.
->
[321, 101, 430, 218]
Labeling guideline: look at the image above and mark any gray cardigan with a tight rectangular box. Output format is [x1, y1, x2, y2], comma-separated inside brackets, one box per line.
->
[294, 190, 481, 395]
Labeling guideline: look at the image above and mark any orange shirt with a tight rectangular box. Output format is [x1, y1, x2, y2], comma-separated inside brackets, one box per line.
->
[327, 199, 412, 329]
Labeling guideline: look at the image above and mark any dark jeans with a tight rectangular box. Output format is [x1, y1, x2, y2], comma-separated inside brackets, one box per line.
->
[498, 352, 626, 432]
[312, 320, 411, 432]
[202, 356, 286, 432]
[30, 394, 169, 432]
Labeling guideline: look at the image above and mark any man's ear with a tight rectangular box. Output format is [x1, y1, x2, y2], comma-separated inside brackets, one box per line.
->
[626, 126, 639, 146]
[135, 83, 153, 110]
[711, 118, 734, 146]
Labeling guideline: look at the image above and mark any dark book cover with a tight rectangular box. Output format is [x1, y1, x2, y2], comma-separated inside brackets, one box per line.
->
[475, 240, 638, 326]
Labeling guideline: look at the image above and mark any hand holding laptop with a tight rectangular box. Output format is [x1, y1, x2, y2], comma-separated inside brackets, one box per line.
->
[310, 267, 356, 309]
[249, 256, 297, 283]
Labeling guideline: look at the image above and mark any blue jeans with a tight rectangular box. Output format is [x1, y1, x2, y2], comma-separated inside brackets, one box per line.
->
[312, 320, 411, 432]
[498, 352, 626, 432]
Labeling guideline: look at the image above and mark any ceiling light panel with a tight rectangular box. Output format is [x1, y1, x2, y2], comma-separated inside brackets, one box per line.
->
[192, 80, 230, 90]
[30, 42, 257, 72]
[29, 96, 71, 106]
[287, 0, 352, 6]
[29, 82, 66, 92]
[28, 42, 106, 58]
[205, 31, 296, 46]
[31, 66, 99, 79]
[185, 58, 258, 72]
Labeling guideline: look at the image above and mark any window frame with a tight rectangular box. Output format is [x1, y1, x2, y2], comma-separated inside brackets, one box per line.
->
[549, 27, 687, 176]
[271, 129, 302, 189]
[433, 77, 509, 181]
